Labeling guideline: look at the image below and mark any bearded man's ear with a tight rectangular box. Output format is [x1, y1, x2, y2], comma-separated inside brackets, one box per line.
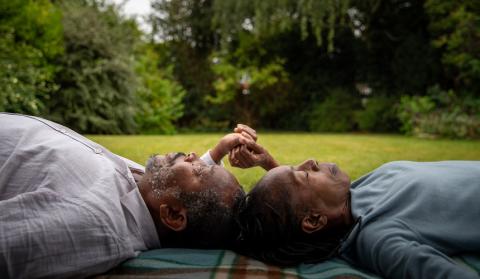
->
[301, 213, 327, 234]
[159, 203, 187, 232]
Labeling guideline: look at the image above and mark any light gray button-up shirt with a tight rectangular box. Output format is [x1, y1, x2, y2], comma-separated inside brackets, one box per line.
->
[0, 113, 162, 278]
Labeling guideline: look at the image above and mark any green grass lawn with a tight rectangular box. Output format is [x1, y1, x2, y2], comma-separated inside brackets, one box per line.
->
[88, 133, 480, 191]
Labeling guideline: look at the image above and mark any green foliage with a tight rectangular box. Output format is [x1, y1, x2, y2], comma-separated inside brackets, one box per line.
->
[48, 0, 139, 134]
[208, 48, 290, 128]
[398, 86, 480, 139]
[135, 44, 185, 134]
[209, 55, 287, 104]
[398, 95, 435, 134]
[149, 0, 217, 130]
[0, 0, 63, 114]
[1, 0, 479, 137]
[213, 0, 350, 51]
[308, 88, 360, 132]
[425, 0, 480, 93]
[352, 0, 439, 96]
[355, 96, 400, 132]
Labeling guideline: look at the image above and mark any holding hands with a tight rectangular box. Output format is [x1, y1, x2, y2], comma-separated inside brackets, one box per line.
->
[228, 125, 279, 171]
[209, 124, 257, 163]
[209, 123, 278, 170]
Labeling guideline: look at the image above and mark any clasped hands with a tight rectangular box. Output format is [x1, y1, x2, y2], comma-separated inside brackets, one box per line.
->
[209, 124, 278, 171]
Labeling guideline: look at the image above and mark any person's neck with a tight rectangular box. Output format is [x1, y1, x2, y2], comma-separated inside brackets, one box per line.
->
[137, 178, 170, 242]
[342, 191, 354, 226]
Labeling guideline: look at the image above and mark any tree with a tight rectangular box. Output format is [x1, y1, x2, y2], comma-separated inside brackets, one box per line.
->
[149, 0, 218, 130]
[208, 46, 290, 128]
[135, 43, 186, 134]
[212, 0, 350, 52]
[425, 0, 480, 94]
[0, 0, 63, 114]
[350, 0, 439, 95]
[48, 0, 139, 134]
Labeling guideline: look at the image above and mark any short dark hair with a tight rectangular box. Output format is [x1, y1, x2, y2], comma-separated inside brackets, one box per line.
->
[235, 176, 349, 266]
[176, 185, 245, 249]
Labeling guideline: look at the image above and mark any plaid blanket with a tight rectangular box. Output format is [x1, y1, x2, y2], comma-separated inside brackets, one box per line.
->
[97, 249, 480, 279]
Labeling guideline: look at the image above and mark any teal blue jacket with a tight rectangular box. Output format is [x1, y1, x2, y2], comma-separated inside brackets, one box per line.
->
[340, 161, 480, 279]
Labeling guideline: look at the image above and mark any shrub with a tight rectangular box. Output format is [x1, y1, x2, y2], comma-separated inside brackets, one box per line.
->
[397, 86, 480, 139]
[308, 88, 360, 132]
[0, 0, 63, 115]
[355, 96, 400, 132]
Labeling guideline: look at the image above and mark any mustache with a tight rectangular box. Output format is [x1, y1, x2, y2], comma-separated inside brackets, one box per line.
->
[145, 152, 186, 172]
[171, 152, 186, 161]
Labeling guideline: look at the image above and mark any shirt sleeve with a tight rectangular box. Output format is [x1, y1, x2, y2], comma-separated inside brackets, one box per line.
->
[200, 150, 225, 167]
[0, 189, 130, 278]
[355, 221, 479, 279]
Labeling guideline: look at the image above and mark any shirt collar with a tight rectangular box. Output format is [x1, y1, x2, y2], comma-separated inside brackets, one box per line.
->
[338, 216, 362, 255]
[120, 187, 161, 249]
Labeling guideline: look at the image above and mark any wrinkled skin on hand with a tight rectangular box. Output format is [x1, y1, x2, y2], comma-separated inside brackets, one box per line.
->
[228, 126, 278, 171]
[209, 124, 257, 163]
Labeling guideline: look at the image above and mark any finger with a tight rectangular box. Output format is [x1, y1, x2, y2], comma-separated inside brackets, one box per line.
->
[228, 146, 238, 162]
[228, 134, 244, 150]
[235, 146, 251, 166]
[235, 156, 248, 168]
[235, 124, 257, 141]
[232, 147, 249, 168]
[239, 145, 257, 166]
[237, 124, 256, 137]
[238, 152, 252, 168]
[228, 151, 235, 166]
[241, 131, 253, 141]
[242, 140, 265, 154]
[229, 147, 240, 166]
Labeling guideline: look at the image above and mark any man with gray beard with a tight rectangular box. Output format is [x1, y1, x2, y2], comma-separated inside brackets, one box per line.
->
[0, 113, 250, 278]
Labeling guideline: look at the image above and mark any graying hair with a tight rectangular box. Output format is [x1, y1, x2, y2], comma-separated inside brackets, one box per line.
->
[146, 155, 245, 248]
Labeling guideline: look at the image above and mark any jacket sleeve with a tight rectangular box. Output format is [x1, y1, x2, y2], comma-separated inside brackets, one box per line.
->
[355, 221, 479, 279]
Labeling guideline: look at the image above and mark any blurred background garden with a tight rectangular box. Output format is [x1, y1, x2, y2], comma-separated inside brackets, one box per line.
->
[1, 0, 480, 187]
[2, 0, 480, 137]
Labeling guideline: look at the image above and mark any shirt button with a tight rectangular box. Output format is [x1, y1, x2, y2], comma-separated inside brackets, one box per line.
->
[94, 148, 102, 154]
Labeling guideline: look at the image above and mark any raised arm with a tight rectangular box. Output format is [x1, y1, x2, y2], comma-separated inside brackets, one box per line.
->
[208, 124, 257, 164]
